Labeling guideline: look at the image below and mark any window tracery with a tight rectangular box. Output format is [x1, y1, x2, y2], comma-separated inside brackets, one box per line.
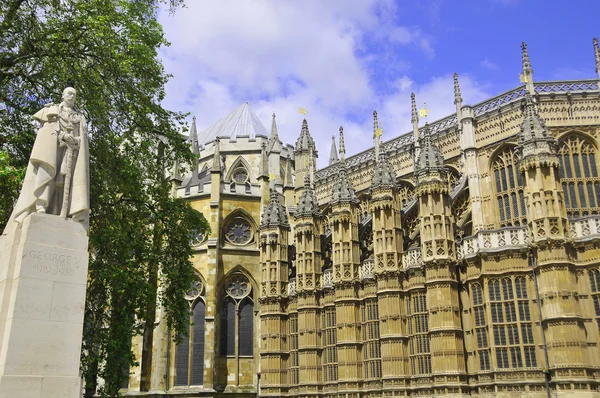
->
[397, 182, 415, 209]
[472, 283, 490, 371]
[408, 291, 431, 375]
[589, 269, 600, 332]
[220, 272, 254, 357]
[558, 136, 600, 218]
[223, 215, 254, 246]
[175, 277, 206, 386]
[362, 299, 382, 379]
[488, 277, 536, 369]
[322, 304, 337, 382]
[492, 148, 527, 227]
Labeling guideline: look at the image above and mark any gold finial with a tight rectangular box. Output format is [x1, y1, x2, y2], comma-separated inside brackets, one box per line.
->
[419, 101, 430, 120]
[269, 173, 276, 181]
[298, 107, 308, 115]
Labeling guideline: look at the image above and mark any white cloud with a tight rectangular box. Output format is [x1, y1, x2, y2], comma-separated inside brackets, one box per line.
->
[158, 1, 489, 168]
[481, 58, 499, 70]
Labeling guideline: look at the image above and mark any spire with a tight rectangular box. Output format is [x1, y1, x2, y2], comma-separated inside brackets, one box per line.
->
[270, 113, 279, 139]
[261, 189, 289, 227]
[211, 137, 221, 173]
[521, 42, 535, 95]
[295, 174, 321, 219]
[411, 93, 420, 147]
[594, 38, 600, 82]
[190, 116, 199, 155]
[415, 123, 446, 180]
[331, 160, 356, 203]
[453, 73, 464, 125]
[329, 135, 339, 165]
[339, 126, 346, 161]
[371, 150, 396, 190]
[373, 110, 382, 162]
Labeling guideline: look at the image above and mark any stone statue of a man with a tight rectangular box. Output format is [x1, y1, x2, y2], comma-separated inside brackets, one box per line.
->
[8, 87, 90, 229]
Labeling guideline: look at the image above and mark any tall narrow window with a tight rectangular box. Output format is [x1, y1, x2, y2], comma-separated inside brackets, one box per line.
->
[472, 283, 490, 371]
[362, 299, 382, 379]
[322, 302, 338, 382]
[489, 277, 536, 369]
[493, 148, 527, 227]
[408, 291, 431, 375]
[220, 273, 254, 357]
[289, 313, 299, 385]
[558, 136, 600, 218]
[589, 269, 600, 332]
[175, 278, 206, 386]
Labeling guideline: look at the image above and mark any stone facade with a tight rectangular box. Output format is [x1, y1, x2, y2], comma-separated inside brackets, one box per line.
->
[123, 41, 600, 397]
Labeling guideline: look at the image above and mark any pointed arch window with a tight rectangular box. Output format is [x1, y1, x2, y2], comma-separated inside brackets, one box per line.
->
[472, 283, 490, 371]
[558, 136, 600, 218]
[492, 148, 527, 227]
[175, 278, 206, 386]
[589, 269, 600, 332]
[220, 273, 254, 357]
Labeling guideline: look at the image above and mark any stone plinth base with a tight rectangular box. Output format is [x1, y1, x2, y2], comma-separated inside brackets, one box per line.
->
[0, 214, 88, 398]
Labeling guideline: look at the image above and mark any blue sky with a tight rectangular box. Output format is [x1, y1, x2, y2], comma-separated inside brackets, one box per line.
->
[158, 0, 600, 168]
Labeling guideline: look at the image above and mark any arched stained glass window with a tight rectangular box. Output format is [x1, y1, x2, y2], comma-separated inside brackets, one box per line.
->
[175, 278, 206, 386]
[220, 273, 254, 358]
[558, 136, 600, 218]
[493, 148, 527, 227]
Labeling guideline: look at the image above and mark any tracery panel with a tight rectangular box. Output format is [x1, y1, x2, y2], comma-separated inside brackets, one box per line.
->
[175, 278, 206, 386]
[558, 136, 600, 217]
[407, 291, 431, 375]
[492, 148, 526, 227]
[322, 305, 338, 382]
[488, 277, 536, 369]
[362, 299, 382, 379]
[472, 283, 490, 371]
[589, 269, 600, 332]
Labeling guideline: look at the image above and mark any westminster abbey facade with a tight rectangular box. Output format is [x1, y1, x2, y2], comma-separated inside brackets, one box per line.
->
[123, 40, 600, 397]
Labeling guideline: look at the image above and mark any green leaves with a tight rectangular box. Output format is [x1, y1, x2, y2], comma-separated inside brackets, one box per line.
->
[1, 0, 207, 396]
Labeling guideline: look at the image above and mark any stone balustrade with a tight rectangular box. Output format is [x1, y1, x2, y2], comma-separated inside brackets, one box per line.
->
[459, 226, 528, 259]
[569, 215, 600, 242]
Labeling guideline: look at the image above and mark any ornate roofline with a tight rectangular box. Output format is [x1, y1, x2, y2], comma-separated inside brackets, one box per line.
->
[315, 79, 599, 182]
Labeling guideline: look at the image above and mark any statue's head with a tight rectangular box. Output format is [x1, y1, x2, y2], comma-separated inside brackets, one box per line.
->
[62, 87, 76, 107]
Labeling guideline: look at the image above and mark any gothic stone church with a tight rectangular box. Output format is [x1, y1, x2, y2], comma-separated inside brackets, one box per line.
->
[123, 41, 600, 397]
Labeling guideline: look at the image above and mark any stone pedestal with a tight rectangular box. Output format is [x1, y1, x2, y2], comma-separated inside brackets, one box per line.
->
[0, 213, 88, 398]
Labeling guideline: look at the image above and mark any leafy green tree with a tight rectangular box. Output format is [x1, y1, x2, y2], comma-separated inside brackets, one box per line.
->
[0, 0, 209, 396]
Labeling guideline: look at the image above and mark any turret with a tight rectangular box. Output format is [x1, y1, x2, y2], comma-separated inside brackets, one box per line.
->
[258, 189, 290, 396]
[517, 93, 567, 241]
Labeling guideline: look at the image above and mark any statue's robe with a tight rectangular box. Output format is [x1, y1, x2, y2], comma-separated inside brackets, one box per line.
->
[6, 103, 89, 232]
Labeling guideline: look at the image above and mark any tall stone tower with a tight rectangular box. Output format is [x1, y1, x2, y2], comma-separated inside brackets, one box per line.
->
[294, 174, 323, 395]
[415, 123, 467, 390]
[517, 92, 589, 383]
[369, 110, 406, 391]
[258, 189, 290, 397]
[330, 154, 362, 395]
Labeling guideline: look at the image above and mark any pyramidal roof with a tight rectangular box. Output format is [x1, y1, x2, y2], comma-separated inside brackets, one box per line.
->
[197, 102, 269, 147]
